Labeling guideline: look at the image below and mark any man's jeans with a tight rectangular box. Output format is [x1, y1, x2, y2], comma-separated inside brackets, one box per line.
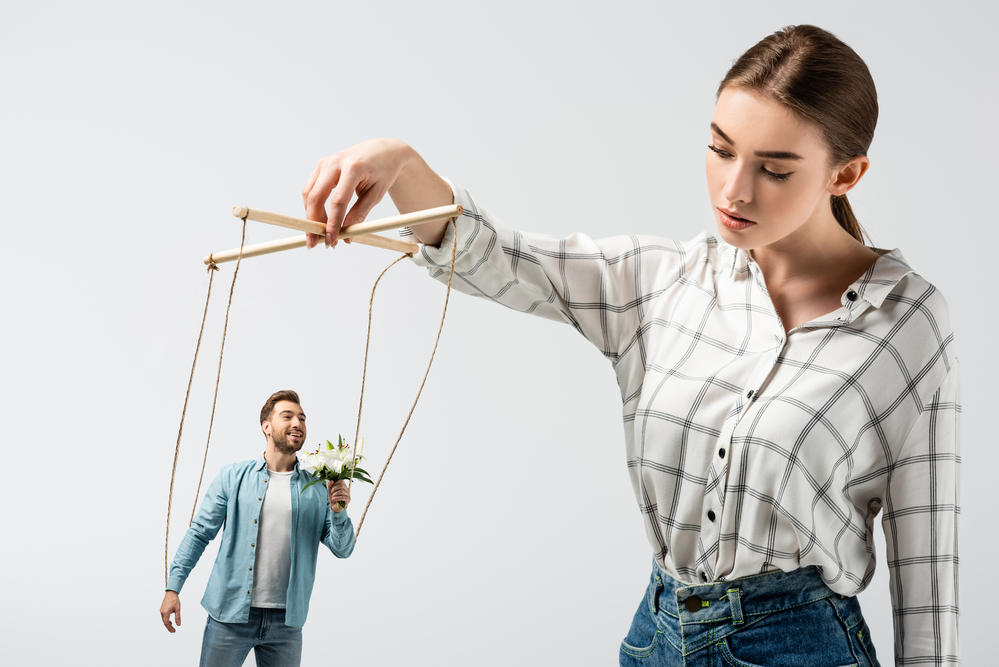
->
[200, 607, 302, 667]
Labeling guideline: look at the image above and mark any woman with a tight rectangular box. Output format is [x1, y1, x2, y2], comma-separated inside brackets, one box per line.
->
[302, 25, 959, 667]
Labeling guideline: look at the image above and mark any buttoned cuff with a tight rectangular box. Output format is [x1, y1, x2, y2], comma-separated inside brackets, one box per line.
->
[166, 576, 185, 593]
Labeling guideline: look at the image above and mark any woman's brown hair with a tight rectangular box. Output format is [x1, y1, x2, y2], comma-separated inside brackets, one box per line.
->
[718, 25, 877, 243]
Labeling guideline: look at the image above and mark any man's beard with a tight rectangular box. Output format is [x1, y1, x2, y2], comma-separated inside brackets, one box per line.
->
[272, 431, 302, 455]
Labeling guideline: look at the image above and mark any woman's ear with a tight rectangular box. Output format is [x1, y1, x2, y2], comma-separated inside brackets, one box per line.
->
[829, 155, 870, 196]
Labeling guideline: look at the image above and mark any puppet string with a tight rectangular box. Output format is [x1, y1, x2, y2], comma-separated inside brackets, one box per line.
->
[189, 217, 247, 526]
[347, 252, 413, 485]
[163, 217, 246, 587]
[353, 220, 458, 539]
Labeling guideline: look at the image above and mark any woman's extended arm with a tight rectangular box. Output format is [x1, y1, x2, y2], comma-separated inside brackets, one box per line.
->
[300, 139, 693, 363]
[302, 139, 452, 248]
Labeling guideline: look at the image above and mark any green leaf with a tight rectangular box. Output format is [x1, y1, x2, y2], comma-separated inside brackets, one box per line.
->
[350, 470, 375, 485]
[301, 478, 324, 494]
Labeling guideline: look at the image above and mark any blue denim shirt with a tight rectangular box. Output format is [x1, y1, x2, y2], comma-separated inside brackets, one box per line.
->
[167, 456, 355, 627]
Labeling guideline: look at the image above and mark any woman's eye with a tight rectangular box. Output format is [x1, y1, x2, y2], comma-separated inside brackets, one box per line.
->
[707, 144, 732, 159]
[761, 166, 792, 182]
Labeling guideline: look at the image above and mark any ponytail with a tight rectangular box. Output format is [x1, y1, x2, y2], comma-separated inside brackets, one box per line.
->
[830, 195, 868, 244]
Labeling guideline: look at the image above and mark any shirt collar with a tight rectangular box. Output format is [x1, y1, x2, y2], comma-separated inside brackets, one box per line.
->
[729, 243, 913, 311]
[849, 248, 913, 309]
[254, 454, 302, 473]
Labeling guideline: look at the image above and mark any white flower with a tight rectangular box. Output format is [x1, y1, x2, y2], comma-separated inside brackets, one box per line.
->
[299, 451, 322, 474]
[318, 448, 345, 474]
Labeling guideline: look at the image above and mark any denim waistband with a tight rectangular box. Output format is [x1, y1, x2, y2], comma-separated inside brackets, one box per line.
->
[651, 561, 840, 656]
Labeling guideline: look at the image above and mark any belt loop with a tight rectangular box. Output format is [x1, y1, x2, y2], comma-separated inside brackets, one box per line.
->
[652, 574, 663, 615]
[727, 588, 744, 625]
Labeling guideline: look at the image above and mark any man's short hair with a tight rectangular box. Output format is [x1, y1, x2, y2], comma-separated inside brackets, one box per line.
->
[260, 390, 302, 424]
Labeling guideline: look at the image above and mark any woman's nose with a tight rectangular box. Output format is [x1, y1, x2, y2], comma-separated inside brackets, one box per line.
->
[723, 163, 753, 204]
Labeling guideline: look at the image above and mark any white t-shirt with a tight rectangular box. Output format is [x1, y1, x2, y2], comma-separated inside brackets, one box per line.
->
[250, 469, 293, 608]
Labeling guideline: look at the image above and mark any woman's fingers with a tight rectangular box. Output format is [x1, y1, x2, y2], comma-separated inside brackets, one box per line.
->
[302, 161, 326, 249]
[342, 182, 388, 233]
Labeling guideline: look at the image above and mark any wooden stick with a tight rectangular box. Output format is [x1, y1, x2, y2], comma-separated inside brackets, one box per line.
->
[204, 204, 461, 265]
[231, 204, 462, 239]
[204, 233, 418, 265]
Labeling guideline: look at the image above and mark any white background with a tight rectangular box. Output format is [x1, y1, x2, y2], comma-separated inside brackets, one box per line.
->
[1, 1, 994, 665]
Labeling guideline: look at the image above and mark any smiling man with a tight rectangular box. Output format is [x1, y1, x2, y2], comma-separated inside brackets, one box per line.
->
[160, 390, 355, 667]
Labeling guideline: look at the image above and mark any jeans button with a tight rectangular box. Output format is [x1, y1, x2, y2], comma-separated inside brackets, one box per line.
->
[684, 596, 703, 613]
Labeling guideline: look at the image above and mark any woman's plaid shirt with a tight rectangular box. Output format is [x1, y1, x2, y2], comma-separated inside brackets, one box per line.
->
[412, 183, 960, 665]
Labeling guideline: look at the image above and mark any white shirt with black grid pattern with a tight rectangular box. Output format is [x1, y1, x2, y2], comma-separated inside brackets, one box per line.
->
[409, 182, 960, 666]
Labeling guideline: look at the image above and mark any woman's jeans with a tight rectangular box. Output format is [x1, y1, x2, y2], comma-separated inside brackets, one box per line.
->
[620, 561, 880, 667]
[200, 607, 302, 667]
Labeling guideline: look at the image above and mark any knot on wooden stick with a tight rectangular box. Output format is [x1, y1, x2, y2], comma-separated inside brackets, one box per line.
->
[206, 261, 219, 272]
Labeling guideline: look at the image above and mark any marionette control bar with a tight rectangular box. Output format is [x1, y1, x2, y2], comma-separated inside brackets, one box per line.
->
[204, 204, 463, 265]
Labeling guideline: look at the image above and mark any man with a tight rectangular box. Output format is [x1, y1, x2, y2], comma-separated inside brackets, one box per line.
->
[160, 390, 355, 666]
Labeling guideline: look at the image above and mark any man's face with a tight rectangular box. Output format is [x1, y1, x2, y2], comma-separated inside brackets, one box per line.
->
[263, 400, 307, 455]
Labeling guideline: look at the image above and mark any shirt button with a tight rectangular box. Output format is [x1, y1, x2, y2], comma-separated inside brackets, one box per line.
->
[846, 290, 858, 301]
[684, 596, 703, 613]
[258, 497, 262, 501]
[251, 543, 255, 547]
[254, 519, 257, 524]
[247, 590, 250, 594]
[249, 566, 252, 571]
[746, 390, 754, 399]
[718, 448, 726, 459]
[707, 510, 716, 522]
[700, 572, 708, 582]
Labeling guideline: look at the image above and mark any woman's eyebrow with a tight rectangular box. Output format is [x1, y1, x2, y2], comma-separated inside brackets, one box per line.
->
[710, 123, 803, 160]
[755, 150, 803, 160]
[710, 122, 734, 144]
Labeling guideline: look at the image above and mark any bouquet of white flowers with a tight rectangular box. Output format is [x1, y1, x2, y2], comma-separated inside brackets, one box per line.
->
[299, 435, 374, 507]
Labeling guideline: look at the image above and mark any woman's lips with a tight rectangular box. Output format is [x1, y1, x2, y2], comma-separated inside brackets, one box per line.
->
[718, 208, 757, 231]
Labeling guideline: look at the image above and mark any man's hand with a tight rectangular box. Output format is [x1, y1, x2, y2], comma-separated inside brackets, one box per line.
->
[328, 479, 351, 513]
[160, 591, 181, 633]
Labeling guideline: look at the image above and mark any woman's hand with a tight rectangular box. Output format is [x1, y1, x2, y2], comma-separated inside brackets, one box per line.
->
[302, 139, 453, 249]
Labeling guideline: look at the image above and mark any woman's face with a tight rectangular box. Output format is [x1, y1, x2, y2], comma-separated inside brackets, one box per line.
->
[706, 87, 839, 251]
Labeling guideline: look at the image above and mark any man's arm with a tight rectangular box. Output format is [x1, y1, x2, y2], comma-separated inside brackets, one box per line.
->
[322, 479, 356, 557]
[160, 469, 231, 632]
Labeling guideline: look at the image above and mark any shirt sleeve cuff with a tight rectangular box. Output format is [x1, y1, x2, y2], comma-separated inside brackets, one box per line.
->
[399, 177, 456, 238]
[409, 179, 474, 269]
